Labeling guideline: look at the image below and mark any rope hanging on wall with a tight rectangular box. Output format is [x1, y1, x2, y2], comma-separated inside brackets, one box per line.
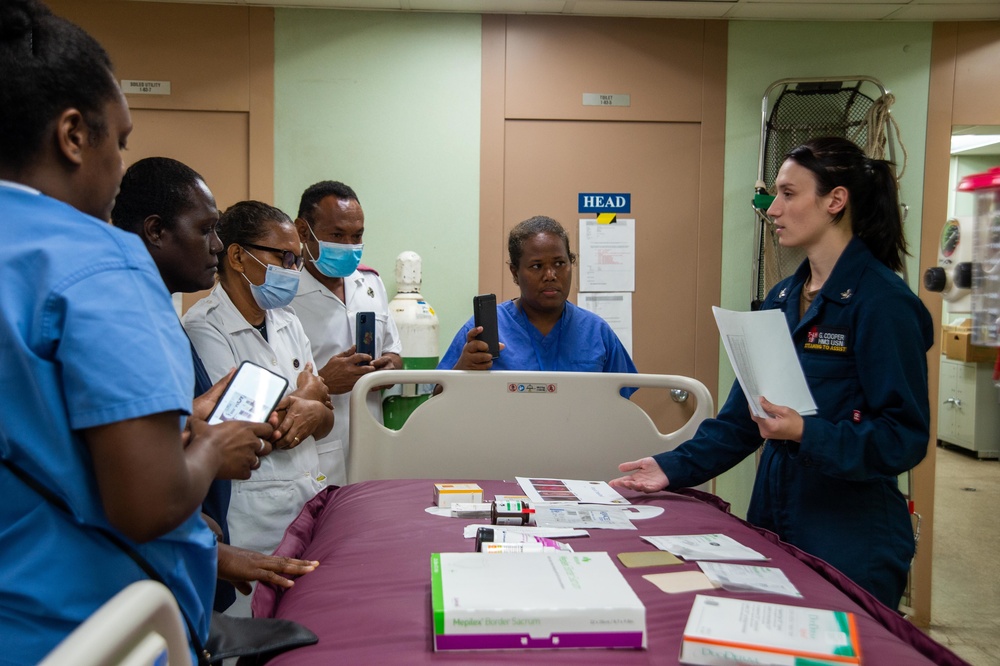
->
[864, 92, 908, 181]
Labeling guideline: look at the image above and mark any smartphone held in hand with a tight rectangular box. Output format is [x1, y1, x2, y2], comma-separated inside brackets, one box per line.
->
[355, 311, 376, 365]
[207, 360, 289, 425]
[473, 294, 500, 359]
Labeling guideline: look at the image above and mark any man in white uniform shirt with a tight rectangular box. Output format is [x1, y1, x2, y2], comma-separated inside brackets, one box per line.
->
[292, 181, 402, 485]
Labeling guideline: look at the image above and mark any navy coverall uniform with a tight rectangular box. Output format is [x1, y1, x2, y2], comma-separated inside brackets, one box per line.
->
[656, 236, 934, 608]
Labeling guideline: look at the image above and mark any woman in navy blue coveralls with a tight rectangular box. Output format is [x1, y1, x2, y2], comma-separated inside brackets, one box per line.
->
[612, 137, 933, 609]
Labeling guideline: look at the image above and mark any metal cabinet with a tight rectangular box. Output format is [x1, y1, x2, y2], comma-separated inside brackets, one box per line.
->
[938, 357, 1000, 459]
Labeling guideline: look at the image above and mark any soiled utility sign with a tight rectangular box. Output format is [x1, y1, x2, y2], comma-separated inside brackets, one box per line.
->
[121, 80, 171, 95]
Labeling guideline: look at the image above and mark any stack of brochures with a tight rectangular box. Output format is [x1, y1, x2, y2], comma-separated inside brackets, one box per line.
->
[680, 595, 860, 665]
[642, 534, 767, 561]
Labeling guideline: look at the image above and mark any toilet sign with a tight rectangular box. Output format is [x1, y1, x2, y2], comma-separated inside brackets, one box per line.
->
[578, 193, 630, 213]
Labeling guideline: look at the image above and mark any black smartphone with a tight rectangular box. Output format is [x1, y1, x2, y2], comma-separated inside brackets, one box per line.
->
[207, 360, 289, 425]
[472, 294, 500, 359]
[355, 311, 376, 365]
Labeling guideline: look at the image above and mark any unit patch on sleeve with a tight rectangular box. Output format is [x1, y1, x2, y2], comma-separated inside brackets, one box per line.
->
[804, 325, 849, 353]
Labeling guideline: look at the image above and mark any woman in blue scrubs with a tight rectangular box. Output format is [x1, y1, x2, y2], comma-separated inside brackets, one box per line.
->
[612, 137, 933, 609]
[0, 2, 271, 661]
[439, 216, 637, 393]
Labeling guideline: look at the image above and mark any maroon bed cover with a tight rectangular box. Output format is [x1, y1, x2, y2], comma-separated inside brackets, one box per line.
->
[254, 479, 967, 665]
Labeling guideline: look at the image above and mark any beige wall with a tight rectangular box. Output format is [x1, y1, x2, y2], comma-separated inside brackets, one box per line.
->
[916, 21, 1000, 626]
[481, 17, 726, 433]
[46, 0, 275, 310]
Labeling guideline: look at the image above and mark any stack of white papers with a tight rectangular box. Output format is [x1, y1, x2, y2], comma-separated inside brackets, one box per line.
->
[641, 534, 767, 561]
[712, 307, 817, 418]
[533, 504, 637, 530]
[515, 477, 630, 505]
[696, 562, 801, 597]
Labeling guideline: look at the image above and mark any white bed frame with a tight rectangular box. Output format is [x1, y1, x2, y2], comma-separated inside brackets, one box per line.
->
[347, 371, 713, 484]
[39, 580, 192, 666]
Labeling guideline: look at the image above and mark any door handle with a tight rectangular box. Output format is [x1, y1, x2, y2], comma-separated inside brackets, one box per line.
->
[670, 389, 689, 403]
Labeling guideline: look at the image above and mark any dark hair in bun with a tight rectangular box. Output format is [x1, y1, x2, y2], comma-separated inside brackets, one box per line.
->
[0, 0, 119, 170]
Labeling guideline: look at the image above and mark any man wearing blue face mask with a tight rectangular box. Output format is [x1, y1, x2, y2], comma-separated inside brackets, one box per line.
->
[292, 181, 402, 486]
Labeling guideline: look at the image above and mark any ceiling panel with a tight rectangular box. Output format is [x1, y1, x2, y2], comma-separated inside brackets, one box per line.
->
[569, 0, 735, 18]
[127, 0, 1000, 20]
[891, 4, 1000, 19]
[727, 3, 907, 19]
[243, 0, 405, 7]
[409, 0, 567, 12]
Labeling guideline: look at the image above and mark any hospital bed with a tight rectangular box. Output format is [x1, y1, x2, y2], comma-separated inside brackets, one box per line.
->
[254, 480, 964, 665]
[39, 580, 192, 666]
[347, 370, 714, 484]
[249, 370, 962, 665]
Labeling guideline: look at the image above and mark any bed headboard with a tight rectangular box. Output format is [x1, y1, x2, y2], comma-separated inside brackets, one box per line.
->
[347, 371, 713, 484]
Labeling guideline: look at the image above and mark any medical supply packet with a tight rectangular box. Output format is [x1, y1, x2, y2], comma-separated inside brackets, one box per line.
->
[431, 551, 646, 651]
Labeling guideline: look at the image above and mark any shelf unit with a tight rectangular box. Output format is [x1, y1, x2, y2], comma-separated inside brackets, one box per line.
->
[938, 356, 1000, 459]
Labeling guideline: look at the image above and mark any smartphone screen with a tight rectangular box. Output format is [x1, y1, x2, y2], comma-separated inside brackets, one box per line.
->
[207, 360, 289, 425]
[356, 311, 376, 366]
[473, 294, 500, 359]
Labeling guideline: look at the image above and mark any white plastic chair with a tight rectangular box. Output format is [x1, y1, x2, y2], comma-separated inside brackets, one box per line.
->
[39, 580, 192, 666]
[348, 370, 713, 484]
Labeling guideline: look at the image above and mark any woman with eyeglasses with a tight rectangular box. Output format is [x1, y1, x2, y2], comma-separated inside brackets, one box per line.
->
[183, 200, 333, 616]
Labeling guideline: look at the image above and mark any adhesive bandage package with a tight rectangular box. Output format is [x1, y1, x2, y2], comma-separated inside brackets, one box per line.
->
[433, 483, 484, 508]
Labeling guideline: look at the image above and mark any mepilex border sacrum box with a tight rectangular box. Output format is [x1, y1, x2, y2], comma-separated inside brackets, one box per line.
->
[431, 551, 646, 651]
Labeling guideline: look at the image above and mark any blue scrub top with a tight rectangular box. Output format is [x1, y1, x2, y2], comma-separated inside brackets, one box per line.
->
[0, 185, 216, 664]
[439, 299, 637, 396]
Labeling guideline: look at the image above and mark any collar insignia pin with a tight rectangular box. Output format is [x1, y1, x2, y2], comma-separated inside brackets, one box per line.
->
[841, 289, 852, 300]
[367, 287, 375, 298]
[779, 288, 787, 299]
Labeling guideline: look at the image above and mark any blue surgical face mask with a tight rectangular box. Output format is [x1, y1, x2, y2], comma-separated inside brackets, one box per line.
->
[305, 224, 364, 278]
[242, 249, 301, 310]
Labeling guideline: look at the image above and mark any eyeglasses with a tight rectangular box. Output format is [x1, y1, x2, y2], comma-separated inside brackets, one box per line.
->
[242, 243, 304, 270]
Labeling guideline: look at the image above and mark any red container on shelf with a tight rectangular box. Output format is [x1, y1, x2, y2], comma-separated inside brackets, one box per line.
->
[957, 167, 1000, 347]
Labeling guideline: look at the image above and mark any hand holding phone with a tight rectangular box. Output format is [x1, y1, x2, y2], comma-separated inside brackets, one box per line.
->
[473, 294, 500, 360]
[355, 311, 376, 366]
[207, 360, 289, 425]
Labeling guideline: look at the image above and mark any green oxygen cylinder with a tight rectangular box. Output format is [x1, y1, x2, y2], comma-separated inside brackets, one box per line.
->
[383, 251, 439, 430]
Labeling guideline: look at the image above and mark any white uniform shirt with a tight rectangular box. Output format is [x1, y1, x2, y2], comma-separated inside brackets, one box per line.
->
[182, 284, 326, 558]
[292, 267, 402, 485]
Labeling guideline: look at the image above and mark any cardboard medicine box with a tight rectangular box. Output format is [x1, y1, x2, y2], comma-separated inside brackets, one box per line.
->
[943, 318, 997, 364]
[679, 594, 860, 666]
[433, 483, 483, 508]
[431, 551, 646, 651]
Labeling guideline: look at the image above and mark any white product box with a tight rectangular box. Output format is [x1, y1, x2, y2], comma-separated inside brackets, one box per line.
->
[431, 551, 646, 651]
[679, 594, 860, 665]
[433, 483, 483, 508]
